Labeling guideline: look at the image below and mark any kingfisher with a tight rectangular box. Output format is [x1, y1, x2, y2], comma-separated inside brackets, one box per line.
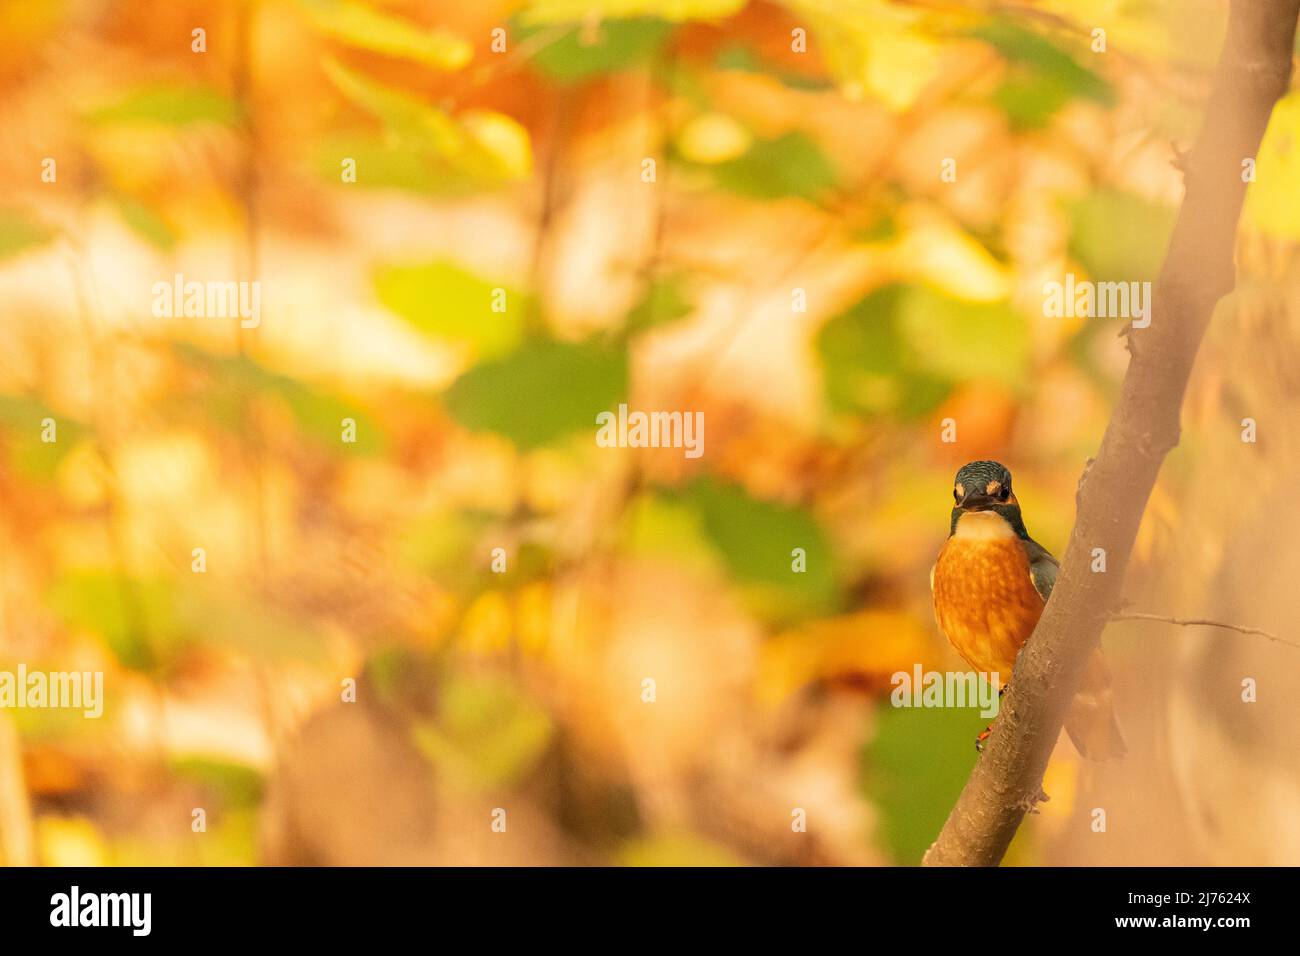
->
[930, 460, 1125, 759]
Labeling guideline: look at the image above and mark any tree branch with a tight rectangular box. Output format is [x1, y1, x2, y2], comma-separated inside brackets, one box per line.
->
[923, 0, 1300, 868]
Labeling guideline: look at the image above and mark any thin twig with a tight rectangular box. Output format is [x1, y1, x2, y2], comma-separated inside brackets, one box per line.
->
[1112, 612, 1299, 651]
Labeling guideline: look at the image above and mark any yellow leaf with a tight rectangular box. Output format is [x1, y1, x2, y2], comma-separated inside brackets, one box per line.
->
[460, 590, 513, 654]
[758, 610, 936, 706]
[521, 0, 746, 24]
[459, 109, 534, 180]
[890, 210, 1010, 301]
[1245, 92, 1300, 238]
[37, 815, 108, 867]
[299, 0, 472, 70]
[677, 112, 752, 165]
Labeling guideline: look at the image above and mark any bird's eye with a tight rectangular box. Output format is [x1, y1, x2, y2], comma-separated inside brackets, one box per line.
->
[998, 485, 1010, 501]
[953, 488, 960, 502]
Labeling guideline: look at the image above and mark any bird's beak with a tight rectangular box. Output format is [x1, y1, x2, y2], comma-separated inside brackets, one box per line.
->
[959, 489, 998, 511]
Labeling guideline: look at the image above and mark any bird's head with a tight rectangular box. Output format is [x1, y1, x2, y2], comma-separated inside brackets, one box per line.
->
[949, 460, 1028, 537]
[953, 460, 1015, 511]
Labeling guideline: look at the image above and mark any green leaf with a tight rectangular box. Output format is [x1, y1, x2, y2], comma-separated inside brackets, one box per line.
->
[818, 288, 913, 417]
[172, 347, 385, 455]
[619, 492, 728, 577]
[312, 134, 445, 192]
[821, 283, 1024, 418]
[113, 195, 177, 250]
[297, 0, 472, 70]
[818, 286, 908, 380]
[973, 19, 1115, 128]
[1068, 189, 1176, 283]
[322, 57, 462, 151]
[520, 17, 673, 83]
[277, 382, 384, 455]
[714, 43, 833, 91]
[708, 132, 839, 203]
[678, 478, 840, 620]
[863, 701, 983, 864]
[895, 288, 1029, 388]
[170, 758, 264, 808]
[45, 572, 187, 672]
[398, 510, 496, 576]
[84, 84, 239, 126]
[973, 19, 1114, 103]
[991, 71, 1080, 129]
[374, 261, 526, 359]
[817, 285, 1026, 418]
[443, 339, 627, 449]
[191, 594, 330, 665]
[0, 394, 86, 478]
[321, 58, 530, 183]
[851, 215, 900, 245]
[412, 672, 552, 788]
[625, 274, 693, 333]
[0, 208, 55, 261]
[521, 0, 744, 25]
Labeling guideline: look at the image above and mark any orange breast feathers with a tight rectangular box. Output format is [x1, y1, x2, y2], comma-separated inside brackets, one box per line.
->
[931, 518, 1044, 683]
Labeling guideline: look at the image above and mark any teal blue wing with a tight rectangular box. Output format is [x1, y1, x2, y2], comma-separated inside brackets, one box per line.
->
[1022, 537, 1059, 603]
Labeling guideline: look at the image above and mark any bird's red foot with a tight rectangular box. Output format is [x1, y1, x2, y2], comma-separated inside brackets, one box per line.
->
[975, 726, 993, 753]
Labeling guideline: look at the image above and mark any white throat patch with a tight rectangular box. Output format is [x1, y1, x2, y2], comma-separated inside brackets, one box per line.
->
[953, 509, 1016, 541]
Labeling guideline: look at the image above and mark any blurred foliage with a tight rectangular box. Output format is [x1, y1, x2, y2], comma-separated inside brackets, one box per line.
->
[0, 0, 1270, 868]
[1068, 189, 1177, 283]
[0, 208, 55, 261]
[864, 703, 981, 865]
[973, 18, 1115, 128]
[298, 0, 473, 69]
[681, 478, 839, 619]
[375, 260, 528, 359]
[520, 16, 673, 83]
[1245, 90, 1300, 238]
[444, 339, 628, 448]
[704, 131, 840, 202]
[412, 671, 553, 789]
[817, 285, 1029, 419]
[84, 84, 241, 127]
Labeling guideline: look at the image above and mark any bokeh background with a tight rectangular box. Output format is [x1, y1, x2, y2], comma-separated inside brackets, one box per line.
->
[1, 0, 1298, 866]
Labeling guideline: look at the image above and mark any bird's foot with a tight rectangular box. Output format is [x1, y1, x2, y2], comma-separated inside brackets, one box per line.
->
[975, 726, 993, 753]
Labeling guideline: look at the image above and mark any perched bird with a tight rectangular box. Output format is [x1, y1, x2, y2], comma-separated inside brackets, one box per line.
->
[930, 460, 1125, 759]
